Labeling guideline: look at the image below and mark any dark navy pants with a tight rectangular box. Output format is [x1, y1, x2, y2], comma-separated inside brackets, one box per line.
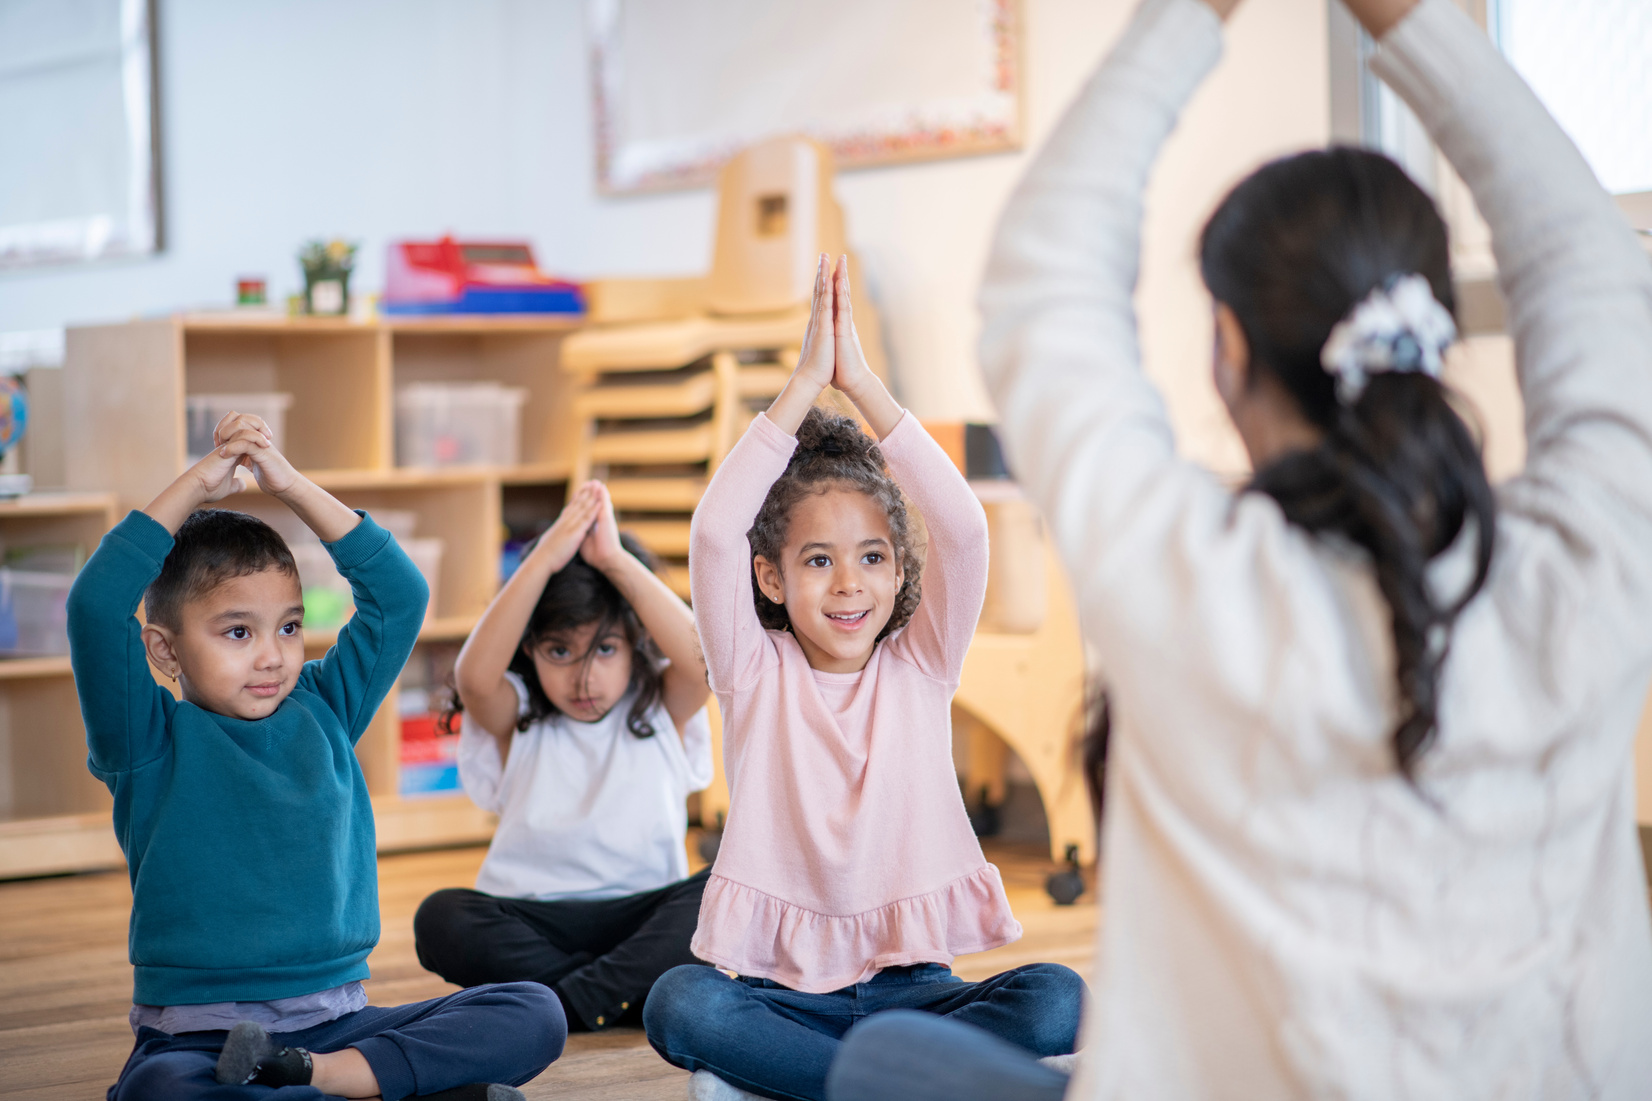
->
[643, 962, 1084, 1101]
[108, 982, 565, 1100]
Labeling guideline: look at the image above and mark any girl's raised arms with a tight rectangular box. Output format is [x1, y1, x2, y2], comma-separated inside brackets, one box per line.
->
[767, 254, 902, 441]
[576, 484, 710, 732]
[453, 483, 605, 749]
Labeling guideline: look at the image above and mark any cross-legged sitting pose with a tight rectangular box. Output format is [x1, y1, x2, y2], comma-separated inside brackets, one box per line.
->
[642, 255, 1086, 1101]
[73, 414, 566, 1099]
[414, 481, 713, 1032]
[827, 0, 1652, 1097]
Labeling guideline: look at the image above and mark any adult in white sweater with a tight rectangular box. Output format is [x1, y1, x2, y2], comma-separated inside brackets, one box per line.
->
[825, 0, 1652, 1099]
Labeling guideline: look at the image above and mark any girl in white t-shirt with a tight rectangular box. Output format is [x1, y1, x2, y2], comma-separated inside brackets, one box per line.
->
[414, 481, 713, 1032]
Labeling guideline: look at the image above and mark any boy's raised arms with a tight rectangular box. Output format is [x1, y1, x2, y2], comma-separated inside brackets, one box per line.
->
[142, 412, 360, 543]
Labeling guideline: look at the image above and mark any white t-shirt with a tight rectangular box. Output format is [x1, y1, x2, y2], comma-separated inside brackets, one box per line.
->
[459, 670, 713, 901]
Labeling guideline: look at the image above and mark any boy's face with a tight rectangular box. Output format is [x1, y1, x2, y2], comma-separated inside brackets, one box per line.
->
[143, 567, 305, 720]
[752, 487, 904, 675]
[527, 620, 634, 723]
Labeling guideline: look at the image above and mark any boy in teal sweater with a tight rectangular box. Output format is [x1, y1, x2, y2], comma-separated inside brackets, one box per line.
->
[71, 412, 565, 1100]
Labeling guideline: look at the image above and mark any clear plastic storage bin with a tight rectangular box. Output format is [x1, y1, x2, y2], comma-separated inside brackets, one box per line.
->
[290, 535, 444, 630]
[403, 537, 444, 620]
[0, 569, 75, 656]
[290, 541, 353, 632]
[186, 393, 294, 463]
[395, 383, 526, 468]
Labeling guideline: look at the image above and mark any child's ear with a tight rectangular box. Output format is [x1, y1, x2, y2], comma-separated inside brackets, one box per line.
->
[752, 556, 786, 606]
[141, 623, 182, 682]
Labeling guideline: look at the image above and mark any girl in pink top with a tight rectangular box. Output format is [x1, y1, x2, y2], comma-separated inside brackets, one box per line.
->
[642, 256, 1085, 1101]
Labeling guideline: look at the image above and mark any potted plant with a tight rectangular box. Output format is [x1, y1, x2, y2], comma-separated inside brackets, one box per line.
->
[298, 238, 358, 315]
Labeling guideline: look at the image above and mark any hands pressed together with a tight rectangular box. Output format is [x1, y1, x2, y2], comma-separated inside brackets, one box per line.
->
[770, 253, 902, 440]
[532, 480, 628, 576]
[196, 412, 299, 501]
[796, 253, 877, 402]
[143, 410, 359, 543]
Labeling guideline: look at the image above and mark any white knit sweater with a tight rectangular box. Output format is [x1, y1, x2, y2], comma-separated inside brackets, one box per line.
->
[978, 0, 1652, 1097]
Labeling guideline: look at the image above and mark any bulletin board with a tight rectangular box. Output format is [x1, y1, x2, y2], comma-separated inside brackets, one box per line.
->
[589, 0, 1023, 195]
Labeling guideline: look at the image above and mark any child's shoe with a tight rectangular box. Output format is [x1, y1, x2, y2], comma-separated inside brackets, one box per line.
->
[687, 1069, 765, 1101]
[1039, 1052, 1081, 1074]
[419, 1086, 527, 1100]
[216, 1023, 524, 1099]
[214, 1021, 314, 1086]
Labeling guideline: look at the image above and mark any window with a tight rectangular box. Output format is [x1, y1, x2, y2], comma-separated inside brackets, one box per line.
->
[0, 0, 161, 268]
[1491, 0, 1652, 196]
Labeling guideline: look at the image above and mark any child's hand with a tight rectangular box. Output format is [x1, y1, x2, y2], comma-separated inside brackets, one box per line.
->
[578, 483, 627, 573]
[184, 445, 252, 505]
[792, 253, 836, 392]
[531, 482, 605, 574]
[212, 412, 300, 498]
[829, 255, 875, 400]
[183, 412, 278, 504]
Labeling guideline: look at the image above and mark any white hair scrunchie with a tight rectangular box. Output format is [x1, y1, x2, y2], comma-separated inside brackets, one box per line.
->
[1319, 273, 1457, 404]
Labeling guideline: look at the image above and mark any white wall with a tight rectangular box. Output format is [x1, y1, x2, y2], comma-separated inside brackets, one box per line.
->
[0, 0, 1329, 460]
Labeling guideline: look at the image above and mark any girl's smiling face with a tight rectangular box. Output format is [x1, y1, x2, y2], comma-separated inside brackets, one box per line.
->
[527, 620, 635, 723]
[753, 486, 905, 674]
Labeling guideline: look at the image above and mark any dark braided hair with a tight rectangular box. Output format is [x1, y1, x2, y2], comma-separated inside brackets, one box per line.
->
[747, 406, 923, 642]
[1084, 147, 1495, 814]
[443, 531, 666, 738]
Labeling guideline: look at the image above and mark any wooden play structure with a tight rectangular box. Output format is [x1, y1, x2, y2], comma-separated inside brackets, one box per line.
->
[955, 491, 1093, 868]
[563, 136, 887, 596]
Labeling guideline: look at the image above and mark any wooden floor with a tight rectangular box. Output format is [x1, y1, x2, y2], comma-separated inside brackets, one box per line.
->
[0, 836, 1097, 1100]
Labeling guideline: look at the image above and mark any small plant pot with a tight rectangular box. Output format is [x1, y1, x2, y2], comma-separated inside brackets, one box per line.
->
[304, 272, 351, 315]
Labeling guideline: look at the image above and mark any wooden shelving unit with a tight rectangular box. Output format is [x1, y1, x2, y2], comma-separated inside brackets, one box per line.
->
[0, 492, 120, 876]
[0, 314, 596, 879]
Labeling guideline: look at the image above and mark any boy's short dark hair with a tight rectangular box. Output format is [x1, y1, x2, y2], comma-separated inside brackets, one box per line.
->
[145, 509, 300, 630]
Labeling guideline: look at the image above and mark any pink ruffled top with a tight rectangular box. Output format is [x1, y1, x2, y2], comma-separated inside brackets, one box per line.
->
[688, 411, 1022, 993]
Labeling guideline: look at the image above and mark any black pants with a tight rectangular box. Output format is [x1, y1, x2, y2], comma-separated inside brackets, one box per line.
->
[414, 867, 710, 1032]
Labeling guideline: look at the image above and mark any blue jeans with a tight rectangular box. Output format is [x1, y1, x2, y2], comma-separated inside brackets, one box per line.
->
[825, 1010, 1070, 1101]
[108, 982, 565, 1100]
[643, 962, 1084, 1101]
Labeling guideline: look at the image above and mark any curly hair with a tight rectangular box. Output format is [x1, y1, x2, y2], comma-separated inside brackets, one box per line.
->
[747, 406, 922, 643]
[442, 531, 666, 739]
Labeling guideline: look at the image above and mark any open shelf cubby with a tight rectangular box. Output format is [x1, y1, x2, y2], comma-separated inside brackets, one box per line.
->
[0, 493, 120, 877]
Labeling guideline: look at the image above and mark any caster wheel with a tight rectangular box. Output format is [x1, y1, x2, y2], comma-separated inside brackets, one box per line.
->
[1044, 844, 1086, 906]
[967, 786, 1002, 838]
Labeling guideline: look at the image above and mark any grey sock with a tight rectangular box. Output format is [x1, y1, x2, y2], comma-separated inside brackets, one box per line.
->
[214, 1021, 313, 1087]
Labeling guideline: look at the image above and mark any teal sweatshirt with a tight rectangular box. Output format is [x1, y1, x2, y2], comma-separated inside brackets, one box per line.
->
[67, 510, 428, 1006]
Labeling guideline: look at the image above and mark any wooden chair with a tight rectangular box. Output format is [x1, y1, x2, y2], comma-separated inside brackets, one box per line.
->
[561, 136, 887, 595]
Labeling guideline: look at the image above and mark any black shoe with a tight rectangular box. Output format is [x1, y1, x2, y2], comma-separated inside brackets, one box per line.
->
[417, 1086, 527, 1101]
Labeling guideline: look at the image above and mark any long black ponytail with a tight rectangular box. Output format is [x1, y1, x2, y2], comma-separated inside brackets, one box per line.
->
[1084, 147, 1496, 817]
[1202, 146, 1496, 781]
